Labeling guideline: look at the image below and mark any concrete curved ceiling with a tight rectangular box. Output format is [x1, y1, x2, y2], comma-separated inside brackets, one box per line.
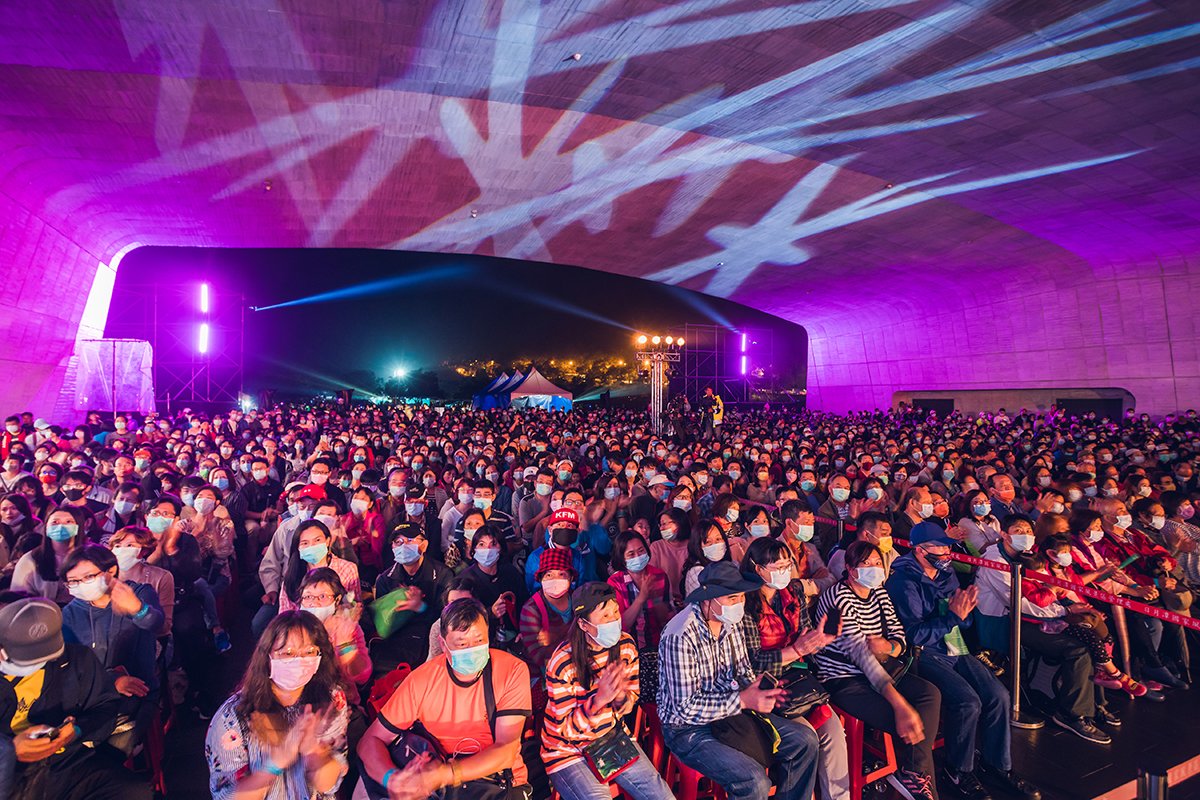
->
[1, 0, 1198, 414]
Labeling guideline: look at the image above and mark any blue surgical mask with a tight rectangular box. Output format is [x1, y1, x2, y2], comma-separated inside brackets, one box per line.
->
[395, 543, 422, 564]
[748, 523, 770, 538]
[626, 554, 650, 573]
[725, 508, 740, 523]
[590, 620, 622, 648]
[214, 477, 230, 491]
[299, 543, 328, 565]
[447, 643, 490, 676]
[800, 480, 816, 492]
[47, 523, 77, 542]
[473, 547, 500, 568]
[972, 503, 991, 517]
[146, 516, 172, 535]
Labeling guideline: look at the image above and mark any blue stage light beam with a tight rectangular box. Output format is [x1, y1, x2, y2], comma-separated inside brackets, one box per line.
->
[253, 265, 469, 311]
[474, 276, 635, 332]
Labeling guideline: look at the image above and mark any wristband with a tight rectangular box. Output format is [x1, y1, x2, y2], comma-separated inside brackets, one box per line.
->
[337, 642, 356, 656]
[382, 768, 397, 789]
[261, 758, 286, 777]
[133, 603, 149, 620]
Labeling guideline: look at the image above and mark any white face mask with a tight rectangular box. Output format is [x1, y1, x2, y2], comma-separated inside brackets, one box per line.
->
[748, 523, 770, 538]
[1115, 514, 1132, 530]
[193, 497, 216, 515]
[765, 568, 791, 590]
[713, 600, 744, 625]
[541, 578, 570, 598]
[113, 547, 142, 572]
[855, 566, 885, 589]
[918, 503, 934, 519]
[350, 498, 370, 515]
[0, 658, 49, 677]
[69, 574, 108, 602]
[660, 525, 677, 541]
[1051, 551, 1073, 567]
[702, 542, 727, 562]
[1087, 529, 1104, 543]
[1009, 534, 1035, 553]
[1149, 515, 1166, 530]
[304, 604, 336, 622]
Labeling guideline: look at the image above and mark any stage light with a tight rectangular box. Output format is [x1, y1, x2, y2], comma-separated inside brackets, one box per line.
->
[198, 323, 210, 354]
[200, 283, 210, 314]
[636, 334, 647, 345]
[665, 336, 674, 345]
[393, 367, 408, 380]
[677, 338, 685, 347]
[651, 335, 661, 345]
[740, 355, 747, 375]
[741, 332, 747, 352]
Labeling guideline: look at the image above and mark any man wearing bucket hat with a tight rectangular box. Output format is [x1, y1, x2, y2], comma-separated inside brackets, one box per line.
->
[657, 562, 821, 800]
[0, 595, 150, 799]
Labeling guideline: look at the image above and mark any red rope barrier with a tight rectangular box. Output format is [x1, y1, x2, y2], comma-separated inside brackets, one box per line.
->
[891, 538, 1200, 633]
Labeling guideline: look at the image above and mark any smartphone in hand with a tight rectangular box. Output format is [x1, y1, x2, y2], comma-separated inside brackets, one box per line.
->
[822, 606, 842, 636]
[759, 672, 779, 690]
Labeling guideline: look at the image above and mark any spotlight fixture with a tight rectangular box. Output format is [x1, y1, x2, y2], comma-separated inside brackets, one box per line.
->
[677, 337, 685, 347]
[651, 335, 661, 345]
[636, 334, 648, 345]
[665, 336, 674, 345]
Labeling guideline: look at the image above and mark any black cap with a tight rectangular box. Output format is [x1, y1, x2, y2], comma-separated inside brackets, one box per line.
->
[570, 582, 616, 619]
[390, 521, 426, 540]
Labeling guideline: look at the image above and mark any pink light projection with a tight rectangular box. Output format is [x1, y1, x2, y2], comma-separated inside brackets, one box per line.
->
[0, 0, 1199, 414]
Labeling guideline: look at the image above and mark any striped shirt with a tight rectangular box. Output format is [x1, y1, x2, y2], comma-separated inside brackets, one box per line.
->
[812, 581, 904, 693]
[657, 604, 753, 729]
[541, 634, 640, 774]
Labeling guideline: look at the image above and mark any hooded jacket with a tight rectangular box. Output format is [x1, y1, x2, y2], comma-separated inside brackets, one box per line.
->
[884, 551, 970, 653]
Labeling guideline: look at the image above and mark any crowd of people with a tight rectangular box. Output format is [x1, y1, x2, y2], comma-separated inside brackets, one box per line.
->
[0, 400, 1197, 800]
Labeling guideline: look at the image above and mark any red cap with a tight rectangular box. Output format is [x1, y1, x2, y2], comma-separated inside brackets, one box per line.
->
[297, 484, 326, 501]
[549, 507, 580, 528]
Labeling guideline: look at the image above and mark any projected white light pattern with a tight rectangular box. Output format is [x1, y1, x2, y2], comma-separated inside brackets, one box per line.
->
[1, 0, 1199, 416]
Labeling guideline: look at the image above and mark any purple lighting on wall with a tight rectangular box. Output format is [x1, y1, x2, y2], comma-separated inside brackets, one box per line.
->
[200, 282, 210, 314]
[198, 323, 210, 354]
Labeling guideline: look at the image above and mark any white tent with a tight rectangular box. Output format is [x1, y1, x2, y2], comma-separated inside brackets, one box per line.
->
[508, 366, 573, 411]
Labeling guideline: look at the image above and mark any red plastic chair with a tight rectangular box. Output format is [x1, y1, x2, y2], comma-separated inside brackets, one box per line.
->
[832, 706, 898, 800]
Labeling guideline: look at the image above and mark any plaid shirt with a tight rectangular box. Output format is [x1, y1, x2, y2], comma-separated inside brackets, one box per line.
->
[657, 604, 752, 729]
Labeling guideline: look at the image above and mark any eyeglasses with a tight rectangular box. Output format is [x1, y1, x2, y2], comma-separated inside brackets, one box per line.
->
[271, 646, 321, 659]
[65, 572, 104, 589]
[147, 510, 176, 519]
[301, 592, 336, 605]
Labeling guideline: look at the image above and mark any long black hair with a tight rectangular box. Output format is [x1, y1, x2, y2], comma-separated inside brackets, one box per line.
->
[36, 505, 87, 582]
[283, 520, 332, 605]
[235, 611, 344, 734]
[565, 585, 621, 692]
[741, 537, 791, 618]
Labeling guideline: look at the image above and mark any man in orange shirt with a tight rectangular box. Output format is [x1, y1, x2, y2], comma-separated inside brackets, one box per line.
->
[359, 598, 532, 799]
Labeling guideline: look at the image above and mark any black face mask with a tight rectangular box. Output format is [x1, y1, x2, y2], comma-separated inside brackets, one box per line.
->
[550, 527, 579, 548]
[62, 487, 86, 501]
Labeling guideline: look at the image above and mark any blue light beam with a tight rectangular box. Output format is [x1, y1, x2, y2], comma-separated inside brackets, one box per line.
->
[253, 265, 468, 311]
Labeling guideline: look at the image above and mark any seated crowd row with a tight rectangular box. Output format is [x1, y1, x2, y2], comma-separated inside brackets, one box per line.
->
[0, 403, 1196, 800]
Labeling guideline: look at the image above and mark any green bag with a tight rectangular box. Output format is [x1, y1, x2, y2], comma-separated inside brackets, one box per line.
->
[371, 587, 415, 638]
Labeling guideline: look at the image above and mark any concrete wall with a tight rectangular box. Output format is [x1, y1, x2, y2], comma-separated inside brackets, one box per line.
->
[804, 255, 1200, 416]
[0, 193, 106, 417]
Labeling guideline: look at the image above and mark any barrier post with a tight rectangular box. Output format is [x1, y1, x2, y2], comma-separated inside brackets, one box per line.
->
[1137, 765, 1169, 800]
[1008, 559, 1044, 729]
[836, 518, 844, 547]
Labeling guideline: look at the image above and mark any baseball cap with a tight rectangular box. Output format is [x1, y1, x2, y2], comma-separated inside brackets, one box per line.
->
[549, 508, 580, 529]
[0, 597, 64, 666]
[648, 474, 674, 488]
[296, 484, 326, 501]
[909, 521, 956, 548]
[522, 466, 538, 479]
[570, 581, 615, 618]
[33, 419, 50, 431]
[405, 485, 426, 501]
